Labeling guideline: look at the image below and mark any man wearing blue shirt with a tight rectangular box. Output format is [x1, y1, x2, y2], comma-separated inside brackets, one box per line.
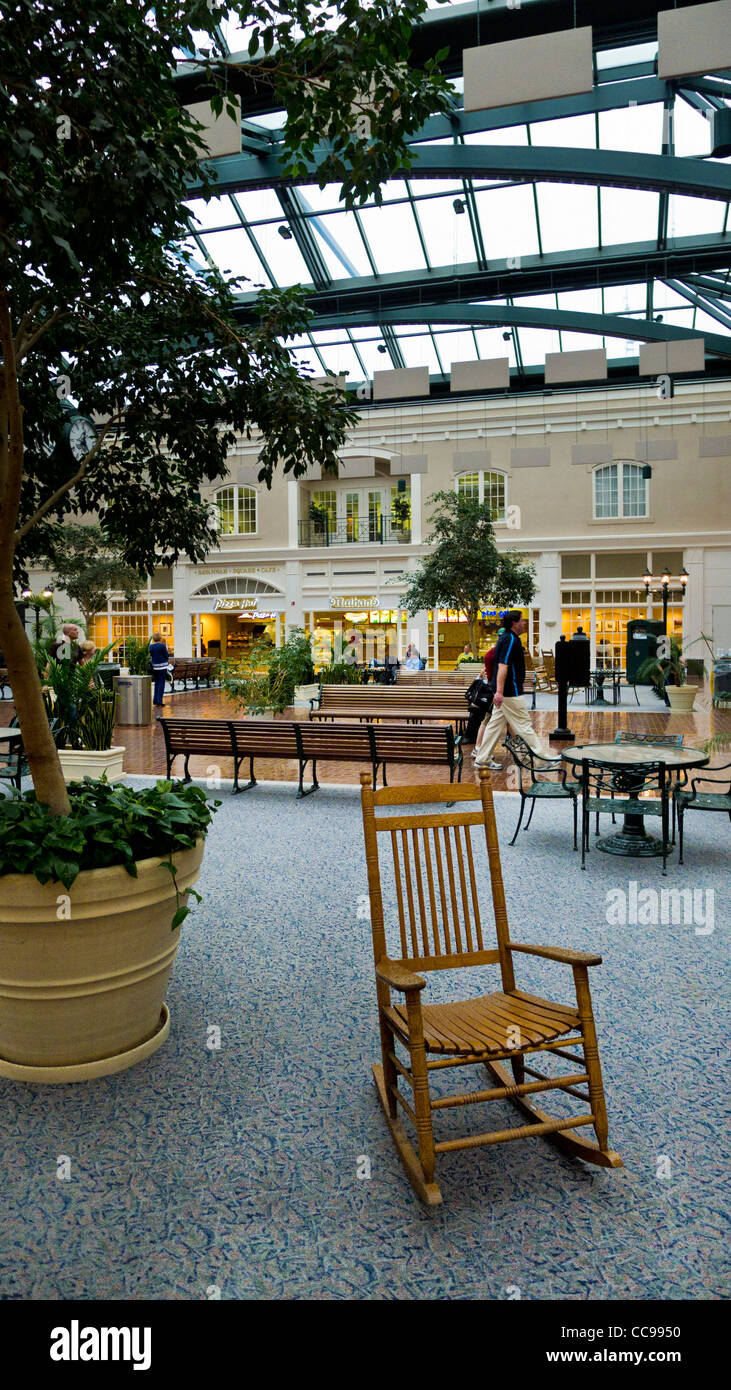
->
[474, 611, 560, 771]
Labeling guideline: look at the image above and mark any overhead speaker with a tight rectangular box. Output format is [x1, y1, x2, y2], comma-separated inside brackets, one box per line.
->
[712, 107, 731, 158]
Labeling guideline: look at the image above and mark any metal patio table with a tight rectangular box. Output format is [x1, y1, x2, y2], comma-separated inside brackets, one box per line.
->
[589, 669, 625, 705]
[562, 741, 709, 857]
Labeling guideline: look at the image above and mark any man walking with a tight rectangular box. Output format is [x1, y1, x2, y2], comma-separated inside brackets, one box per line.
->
[474, 611, 560, 771]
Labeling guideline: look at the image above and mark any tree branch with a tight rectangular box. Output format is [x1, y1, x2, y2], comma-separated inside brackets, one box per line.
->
[14, 415, 119, 541]
[16, 306, 66, 369]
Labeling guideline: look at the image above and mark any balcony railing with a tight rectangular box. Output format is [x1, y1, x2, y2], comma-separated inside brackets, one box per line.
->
[298, 515, 412, 546]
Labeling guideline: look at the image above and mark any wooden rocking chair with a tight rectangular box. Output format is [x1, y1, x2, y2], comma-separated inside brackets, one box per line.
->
[359, 769, 622, 1206]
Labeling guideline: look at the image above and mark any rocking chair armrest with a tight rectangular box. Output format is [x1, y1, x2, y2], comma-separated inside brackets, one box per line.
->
[507, 941, 603, 967]
[375, 958, 426, 992]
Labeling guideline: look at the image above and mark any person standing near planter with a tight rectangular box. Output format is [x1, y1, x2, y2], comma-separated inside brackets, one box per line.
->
[149, 631, 170, 708]
[49, 623, 83, 664]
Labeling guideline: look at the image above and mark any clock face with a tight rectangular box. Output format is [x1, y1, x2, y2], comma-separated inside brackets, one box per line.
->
[68, 416, 97, 461]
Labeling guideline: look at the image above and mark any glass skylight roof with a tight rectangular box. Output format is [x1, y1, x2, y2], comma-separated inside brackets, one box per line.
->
[179, 18, 731, 386]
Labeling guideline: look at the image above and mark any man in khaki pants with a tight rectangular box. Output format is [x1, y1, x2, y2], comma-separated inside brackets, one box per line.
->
[474, 611, 561, 771]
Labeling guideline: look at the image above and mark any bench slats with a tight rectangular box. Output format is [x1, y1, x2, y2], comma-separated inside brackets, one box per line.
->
[158, 717, 462, 797]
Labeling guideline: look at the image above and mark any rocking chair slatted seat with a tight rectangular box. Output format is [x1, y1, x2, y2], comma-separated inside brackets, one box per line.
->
[359, 769, 622, 1206]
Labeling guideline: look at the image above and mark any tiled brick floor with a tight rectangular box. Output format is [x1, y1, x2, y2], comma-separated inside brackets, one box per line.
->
[5, 683, 728, 790]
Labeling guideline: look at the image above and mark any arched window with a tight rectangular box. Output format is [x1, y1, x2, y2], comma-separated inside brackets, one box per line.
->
[593, 463, 647, 520]
[455, 470, 506, 522]
[214, 485, 257, 535]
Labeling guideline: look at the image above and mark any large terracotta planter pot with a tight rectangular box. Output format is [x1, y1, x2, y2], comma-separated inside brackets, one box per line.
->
[0, 839, 204, 1083]
[58, 746, 126, 784]
[667, 685, 697, 712]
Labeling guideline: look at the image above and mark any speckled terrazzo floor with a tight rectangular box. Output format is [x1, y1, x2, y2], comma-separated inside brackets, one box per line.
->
[0, 778, 728, 1300]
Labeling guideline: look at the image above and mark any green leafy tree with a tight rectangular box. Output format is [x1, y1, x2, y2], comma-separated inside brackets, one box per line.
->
[43, 524, 141, 637]
[400, 491, 537, 657]
[0, 0, 449, 814]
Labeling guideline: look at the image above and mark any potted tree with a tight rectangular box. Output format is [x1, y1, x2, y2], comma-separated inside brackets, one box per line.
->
[391, 491, 412, 542]
[636, 638, 701, 712]
[309, 500, 331, 545]
[0, 2, 448, 1079]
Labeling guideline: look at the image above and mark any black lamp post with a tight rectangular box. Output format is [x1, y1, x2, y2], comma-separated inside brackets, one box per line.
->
[642, 566, 688, 632]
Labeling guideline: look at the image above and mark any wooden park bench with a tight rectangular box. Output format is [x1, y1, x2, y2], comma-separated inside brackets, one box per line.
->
[159, 717, 462, 798]
[309, 683, 469, 731]
[168, 658, 219, 691]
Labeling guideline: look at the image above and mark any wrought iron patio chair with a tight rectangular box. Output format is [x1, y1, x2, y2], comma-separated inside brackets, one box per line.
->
[676, 763, 731, 865]
[502, 733, 579, 848]
[359, 769, 622, 1206]
[580, 758, 670, 874]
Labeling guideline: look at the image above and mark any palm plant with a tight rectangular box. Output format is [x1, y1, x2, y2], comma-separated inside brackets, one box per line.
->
[42, 648, 115, 750]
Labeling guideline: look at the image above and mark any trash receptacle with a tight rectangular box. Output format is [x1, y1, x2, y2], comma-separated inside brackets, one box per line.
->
[113, 675, 152, 726]
[96, 662, 120, 691]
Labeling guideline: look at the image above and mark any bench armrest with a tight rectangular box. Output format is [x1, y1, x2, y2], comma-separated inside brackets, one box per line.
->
[507, 941, 602, 967]
[375, 958, 426, 992]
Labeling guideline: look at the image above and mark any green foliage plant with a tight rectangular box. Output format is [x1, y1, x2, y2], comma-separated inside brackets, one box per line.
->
[221, 628, 315, 714]
[399, 491, 537, 657]
[42, 647, 116, 750]
[319, 662, 363, 685]
[0, 780, 218, 901]
[123, 636, 154, 676]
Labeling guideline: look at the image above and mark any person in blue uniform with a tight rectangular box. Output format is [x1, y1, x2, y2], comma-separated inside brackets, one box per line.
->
[149, 631, 169, 707]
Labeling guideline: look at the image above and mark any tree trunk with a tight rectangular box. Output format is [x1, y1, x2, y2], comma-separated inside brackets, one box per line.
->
[0, 286, 71, 815]
[468, 613, 480, 658]
[0, 582, 71, 814]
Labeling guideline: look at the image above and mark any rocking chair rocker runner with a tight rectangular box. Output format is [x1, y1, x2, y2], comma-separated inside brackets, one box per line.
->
[359, 769, 622, 1206]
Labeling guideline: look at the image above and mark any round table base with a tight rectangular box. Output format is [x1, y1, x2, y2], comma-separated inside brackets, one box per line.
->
[595, 830, 668, 858]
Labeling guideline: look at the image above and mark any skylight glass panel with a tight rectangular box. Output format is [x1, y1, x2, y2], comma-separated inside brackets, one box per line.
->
[290, 347, 324, 374]
[299, 183, 346, 213]
[673, 99, 713, 158]
[313, 343, 364, 379]
[250, 224, 313, 286]
[557, 289, 604, 315]
[311, 329, 351, 346]
[310, 213, 373, 278]
[602, 284, 647, 313]
[411, 194, 476, 266]
[465, 125, 529, 147]
[473, 329, 516, 365]
[219, 12, 257, 53]
[199, 229, 271, 288]
[356, 202, 429, 273]
[529, 115, 596, 149]
[515, 328, 561, 364]
[596, 43, 657, 70]
[657, 307, 695, 330]
[356, 339, 399, 374]
[397, 333, 441, 372]
[473, 184, 538, 260]
[185, 196, 238, 231]
[408, 177, 464, 198]
[559, 332, 606, 353]
[599, 104, 664, 155]
[535, 183, 598, 253]
[667, 194, 725, 238]
[600, 187, 659, 244]
[654, 282, 699, 310]
[693, 309, 731, 338]
[432, 331, 481, 367]
[604, 334, 638, 358]
[235, 189, 287, 224]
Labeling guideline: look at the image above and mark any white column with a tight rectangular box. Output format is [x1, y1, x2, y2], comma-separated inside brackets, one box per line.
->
[173, 564, 193, 656]
[410, 472, 423, 545]
[432, 609, 439, 669]
[534, 550, 560, 652]
[285, 559, 303, 631]
[287, 480, 299, 549]
[683, 547, 704, 654]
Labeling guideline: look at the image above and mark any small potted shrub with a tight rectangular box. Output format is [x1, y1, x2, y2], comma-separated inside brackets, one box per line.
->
[114, 636, 154, 725]
[636, 637, 700, 712]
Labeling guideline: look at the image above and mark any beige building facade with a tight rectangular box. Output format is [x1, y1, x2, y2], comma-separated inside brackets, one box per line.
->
[37, 379, 731, 671]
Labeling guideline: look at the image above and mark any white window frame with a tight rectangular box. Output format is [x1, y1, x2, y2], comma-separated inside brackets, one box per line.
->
[454, 469, 507, 523]
[592, 462, 648, 521]
[214, 484, 258, 536]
